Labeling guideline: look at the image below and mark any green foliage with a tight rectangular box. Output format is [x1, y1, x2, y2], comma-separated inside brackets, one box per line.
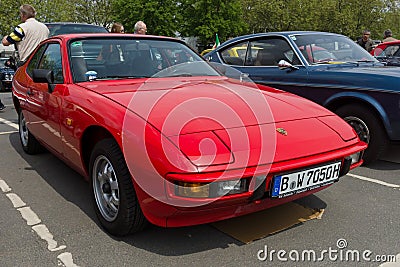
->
[111, 0, 181, 35]
[180, 0, 248, 47]
[1, 0, 399, 46]
[0, 0, 20, 36]
[241, 0, 400, 41]
[0, 0, 113, 37]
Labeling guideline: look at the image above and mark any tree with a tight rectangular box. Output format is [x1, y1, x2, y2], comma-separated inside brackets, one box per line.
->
[0, 0, 20, 36]
[0, 0, 113, 37]
[69, 0, 115, 27]
[112, 0, 181, 36]
[180, 0, 248, 48]
[240, 0, 399, 41]
[1, 0, 399, 46]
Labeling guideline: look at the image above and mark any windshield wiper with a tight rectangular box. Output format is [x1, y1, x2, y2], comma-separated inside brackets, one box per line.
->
[155, 73, 193, 78]
[169, 73, 193, 77]
[356, 60, 376, 63]
[91, 76, 147, 80]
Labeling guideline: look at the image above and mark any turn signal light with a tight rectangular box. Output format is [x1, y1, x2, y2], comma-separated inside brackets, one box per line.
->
[175, 179, 248, 198]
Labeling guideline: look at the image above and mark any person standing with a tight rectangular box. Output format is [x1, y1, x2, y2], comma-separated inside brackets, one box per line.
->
[382, 29, 397, 43]
[356, 29, 374, 52]
[97, 22, 125, 61]
[134, 21, 147, 34]
[110, 22, 125, 33]
[1, 4, 49, 64]
[1, 4, 48, 111]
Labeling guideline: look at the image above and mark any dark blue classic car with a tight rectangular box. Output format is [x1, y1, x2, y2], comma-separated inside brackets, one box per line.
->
[45, 22, 108, 37]
[205, 31, 400, 164]
[0, 57, 14, 91]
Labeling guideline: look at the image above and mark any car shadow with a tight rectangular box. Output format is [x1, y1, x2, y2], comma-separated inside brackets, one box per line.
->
[9, 132, 327, 256]
[365, 143, 400, 170]
[364, 159, 400, 171]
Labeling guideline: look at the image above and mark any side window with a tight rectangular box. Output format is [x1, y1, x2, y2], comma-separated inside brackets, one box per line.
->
[219, 41, 248, 66]
[38, 43, 64, 83]
[249, 38, 301, 66]
[26, 45, 47, 77]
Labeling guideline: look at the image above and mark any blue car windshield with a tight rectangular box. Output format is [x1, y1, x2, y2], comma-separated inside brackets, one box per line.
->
[290, 34, 378, 64]
[69, 37, 221, 82]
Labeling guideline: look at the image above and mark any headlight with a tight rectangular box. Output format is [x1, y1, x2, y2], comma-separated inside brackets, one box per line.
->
[168, 131, 233, 167]
[175, 179, 248, 198]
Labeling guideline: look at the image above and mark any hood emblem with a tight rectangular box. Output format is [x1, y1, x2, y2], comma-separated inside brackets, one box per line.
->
[276, 128, 288, 136]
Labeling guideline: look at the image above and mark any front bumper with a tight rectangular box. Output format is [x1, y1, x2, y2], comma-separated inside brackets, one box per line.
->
[135, 141, 367, 228]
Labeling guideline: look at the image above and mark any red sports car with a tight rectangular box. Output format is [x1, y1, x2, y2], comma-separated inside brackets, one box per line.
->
[12, 34, 367, 236]
[370, 40, 400, 66]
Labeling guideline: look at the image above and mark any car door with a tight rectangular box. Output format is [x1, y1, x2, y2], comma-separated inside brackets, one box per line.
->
[215, 37, 310, 93]
[25, 42, 66, 154]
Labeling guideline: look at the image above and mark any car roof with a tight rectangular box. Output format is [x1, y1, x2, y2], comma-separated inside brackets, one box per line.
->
[220, 31, 344, 48]
[45, 33, 183, 43]
[46, 22, 108, 36]
[378, 40, 400, 46]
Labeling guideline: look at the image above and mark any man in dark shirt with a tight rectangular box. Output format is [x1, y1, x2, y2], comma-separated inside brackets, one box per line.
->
[357, 29, 374, 52]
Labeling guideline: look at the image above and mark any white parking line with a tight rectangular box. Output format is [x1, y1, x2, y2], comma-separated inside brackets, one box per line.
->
[0, 130, 18, 135]
[32, 224, 67, 252]
[17, 206, 41, 225]
[349, 173, 400, 266]
[0, 117, 18, 129]
[0, 179, 11, 192]
[0, 178, 79, 266]
[6, 193, 26, 208]
[347, 173, 400, 188]
[58, 252, 79, 267]
[379, 253, 400, 266]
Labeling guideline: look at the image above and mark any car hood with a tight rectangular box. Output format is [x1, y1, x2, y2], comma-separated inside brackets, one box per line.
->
[84, 77, 334, 134]
[81, 78, 357, 167]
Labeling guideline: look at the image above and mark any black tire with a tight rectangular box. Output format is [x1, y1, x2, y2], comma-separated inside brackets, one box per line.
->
[0, 82, 4, 92]
[335, 104, 388, 164]
[18, 110, 44, 154]
[89, 138, 147, 236]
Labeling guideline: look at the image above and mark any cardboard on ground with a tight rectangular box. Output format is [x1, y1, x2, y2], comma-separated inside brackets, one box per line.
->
[212, 201, 324, 244]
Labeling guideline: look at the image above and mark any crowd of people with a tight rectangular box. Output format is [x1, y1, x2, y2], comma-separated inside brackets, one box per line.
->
[0, 3, 147, 111]
[356, 28, 397, 52]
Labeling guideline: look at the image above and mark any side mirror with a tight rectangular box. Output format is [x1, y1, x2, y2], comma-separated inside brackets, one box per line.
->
[278, 60, 299, 70]
[32, 69, 55, 92]
[32, 69, 54, 84]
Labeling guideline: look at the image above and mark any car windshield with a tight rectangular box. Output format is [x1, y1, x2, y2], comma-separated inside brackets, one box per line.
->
[291, 34, 378, 64]
[382, 44, 400, 57]
[69, 38, 221, 82]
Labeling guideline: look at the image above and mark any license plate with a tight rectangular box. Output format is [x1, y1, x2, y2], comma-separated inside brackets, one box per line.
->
[271, 161, 341, 198]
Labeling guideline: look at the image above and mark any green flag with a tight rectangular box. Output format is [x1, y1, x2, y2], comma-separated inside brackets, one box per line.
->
[212, 33, 220, 49]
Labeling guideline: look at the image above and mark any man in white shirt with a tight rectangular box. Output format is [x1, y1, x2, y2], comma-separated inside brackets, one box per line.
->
[134, 21, 147, 35]
[2, 4, 49, 63]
